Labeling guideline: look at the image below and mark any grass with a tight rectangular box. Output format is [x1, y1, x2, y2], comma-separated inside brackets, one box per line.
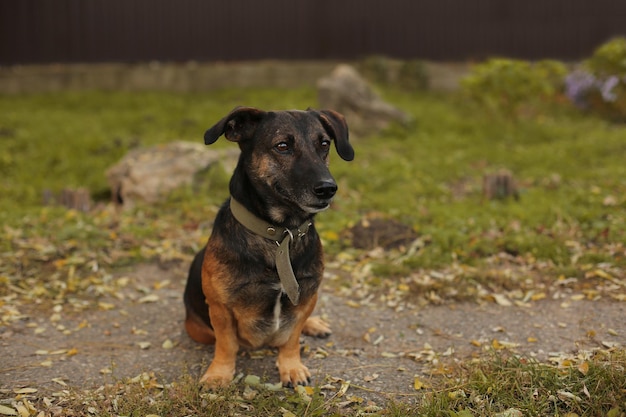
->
[1, 82, 626, 415]
[55, 350, 625, 416]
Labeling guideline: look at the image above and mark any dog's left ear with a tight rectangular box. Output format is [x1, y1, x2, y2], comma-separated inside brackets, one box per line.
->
[204, 106, 266, 145]
[316, 109, 355, 161]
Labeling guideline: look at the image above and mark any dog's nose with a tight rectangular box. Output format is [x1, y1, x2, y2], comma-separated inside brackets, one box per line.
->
[314, 181, 337, 199]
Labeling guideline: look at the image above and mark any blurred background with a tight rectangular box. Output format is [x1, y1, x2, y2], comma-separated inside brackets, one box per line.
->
[2, 0, 626, 64]
[1, 3, 626, 413]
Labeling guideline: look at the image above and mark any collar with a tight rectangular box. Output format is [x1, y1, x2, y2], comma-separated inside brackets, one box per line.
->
[229, 197, 312, 305]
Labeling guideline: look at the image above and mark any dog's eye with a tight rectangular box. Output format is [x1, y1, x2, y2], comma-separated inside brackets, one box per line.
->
[275, 142, 290, 153]
[320, 139, 331, 150]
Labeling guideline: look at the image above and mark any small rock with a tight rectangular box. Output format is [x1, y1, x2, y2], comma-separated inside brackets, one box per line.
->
[317, 65, 410, 137]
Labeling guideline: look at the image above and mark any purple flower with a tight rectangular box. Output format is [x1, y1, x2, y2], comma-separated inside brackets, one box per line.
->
[599, 75, 619, 102]
[565, 70, 596, 108]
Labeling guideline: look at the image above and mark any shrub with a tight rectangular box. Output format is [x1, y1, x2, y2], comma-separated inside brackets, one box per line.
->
[461, 58, 567, 116]
[564, 37, 626, 121]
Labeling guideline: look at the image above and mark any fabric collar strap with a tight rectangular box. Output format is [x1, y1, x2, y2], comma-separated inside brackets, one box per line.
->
[229, 197, 311, 305]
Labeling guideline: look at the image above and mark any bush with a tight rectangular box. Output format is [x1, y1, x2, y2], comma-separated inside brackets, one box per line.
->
[564, 37, 626, 121]
[461, 58, 567, 116]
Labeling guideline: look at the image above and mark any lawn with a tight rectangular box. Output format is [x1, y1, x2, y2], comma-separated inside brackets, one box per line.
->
[1, 83, 625, 415]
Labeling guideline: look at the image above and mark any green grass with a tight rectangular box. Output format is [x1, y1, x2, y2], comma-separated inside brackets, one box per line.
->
[1, 84, 625, 414]
[1, 86, 625, 296]
[54, 350, 625, 416]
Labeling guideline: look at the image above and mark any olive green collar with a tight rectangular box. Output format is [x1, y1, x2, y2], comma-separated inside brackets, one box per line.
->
[229, 197, 311, 305]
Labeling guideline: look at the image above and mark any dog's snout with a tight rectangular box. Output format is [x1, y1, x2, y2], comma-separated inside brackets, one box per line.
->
[314, 181, 337, 200]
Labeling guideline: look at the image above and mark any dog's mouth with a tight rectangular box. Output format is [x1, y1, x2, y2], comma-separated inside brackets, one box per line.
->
[273, 184, 332, 213]
[303, 202, 331, 213]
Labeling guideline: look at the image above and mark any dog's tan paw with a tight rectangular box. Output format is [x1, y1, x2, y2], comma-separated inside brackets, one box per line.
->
[277, 358, 311, 388]
[302, 316, 332, 338]
[199, 365, 234, 388]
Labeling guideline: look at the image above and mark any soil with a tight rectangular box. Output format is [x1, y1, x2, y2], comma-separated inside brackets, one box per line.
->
[2, 262, 625, 405]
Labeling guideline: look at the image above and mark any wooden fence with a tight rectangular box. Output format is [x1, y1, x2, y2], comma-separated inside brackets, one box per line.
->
[1, 0, 625, 65]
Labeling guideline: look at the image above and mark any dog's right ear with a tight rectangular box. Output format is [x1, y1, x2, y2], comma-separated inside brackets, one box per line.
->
[204, 107, 266, 145]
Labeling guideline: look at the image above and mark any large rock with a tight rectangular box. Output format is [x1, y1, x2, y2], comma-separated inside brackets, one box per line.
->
[317, 64, 410, 137]
[106, 141, 238, 206]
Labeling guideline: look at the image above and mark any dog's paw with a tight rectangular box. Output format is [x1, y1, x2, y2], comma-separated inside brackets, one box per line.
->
[199, 365, 234, 389]
[302, 316, 332, 338]
[277, 358, 311, 388]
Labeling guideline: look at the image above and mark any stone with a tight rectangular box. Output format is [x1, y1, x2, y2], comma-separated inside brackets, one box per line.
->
[106, 141, 238, 206]
[317, 64, 410, 137]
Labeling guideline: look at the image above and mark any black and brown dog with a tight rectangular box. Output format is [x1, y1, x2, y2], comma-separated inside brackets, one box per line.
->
[183, 106, 354, 388]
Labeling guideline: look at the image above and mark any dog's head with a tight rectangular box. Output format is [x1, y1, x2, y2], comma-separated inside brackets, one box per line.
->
[204, 107, 354, 222]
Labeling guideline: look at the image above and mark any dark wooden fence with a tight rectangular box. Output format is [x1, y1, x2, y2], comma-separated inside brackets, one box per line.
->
[1, 0, 626, 65]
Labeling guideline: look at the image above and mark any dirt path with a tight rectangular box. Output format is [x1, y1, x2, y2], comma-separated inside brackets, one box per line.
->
[2, 263, 625, 404]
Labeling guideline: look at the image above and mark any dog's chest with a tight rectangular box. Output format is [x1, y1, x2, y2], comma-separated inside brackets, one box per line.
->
[239, 285, 296, 348]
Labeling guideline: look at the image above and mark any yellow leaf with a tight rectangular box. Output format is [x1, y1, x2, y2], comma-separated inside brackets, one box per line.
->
[53, 259, 67, 269]
[585, 269, 612, 280]
[470, 339, 482, 347]
[98, 302, 115, 311]
[13, 388, 37, 394]
[413, 376, 425, 390]
[578, 361, 589, 376]
[527, 337, 538, 343]
[0, 405, 17, 416]
[530, 292, 546, 301]
[492, 293, 512, 306]
[66, 348, 78, 356]
[492, 339, 504, 350]
[321, 230, 339, 241]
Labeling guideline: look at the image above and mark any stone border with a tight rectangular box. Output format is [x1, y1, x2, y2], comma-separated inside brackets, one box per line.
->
[0, 60, 468, 94]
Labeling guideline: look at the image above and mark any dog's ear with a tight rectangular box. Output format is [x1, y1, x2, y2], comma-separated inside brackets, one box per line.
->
[316, 109, 355, 161]
[204, 107, 266, 145]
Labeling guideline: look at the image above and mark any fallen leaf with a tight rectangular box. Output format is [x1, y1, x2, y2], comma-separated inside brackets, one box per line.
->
[577, 361, 589, 375]
[557, 390, 582, 402]
[137, 342, 151, 350]
[13, 388, 37, 394]
[0, 405, 17, 416]
[337, 380, 350, 397]
[244, 374, 261, 387]
[530, 292, 546, 301]
[138, 294, 159, 303]
[492, 293, 512, 306]
[364, 373, 379, 382]
[279, 407, 297, 417]
[495, 409, 523, 417]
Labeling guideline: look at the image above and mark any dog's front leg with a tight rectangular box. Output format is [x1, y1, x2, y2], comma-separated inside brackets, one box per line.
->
[200, 304, 239, 388]
[276, 297, 318, 387]
[276, 328, 311, 388]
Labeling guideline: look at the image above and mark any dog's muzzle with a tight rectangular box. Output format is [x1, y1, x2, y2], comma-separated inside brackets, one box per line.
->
[313, 181, 338, 200]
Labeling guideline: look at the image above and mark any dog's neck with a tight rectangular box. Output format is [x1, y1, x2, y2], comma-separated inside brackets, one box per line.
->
[229, 196, 311, 306]
[229, 170, 313, 229]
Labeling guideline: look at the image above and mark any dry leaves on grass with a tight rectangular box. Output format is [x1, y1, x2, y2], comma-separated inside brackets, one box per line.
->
[1, 204, 214, 325]
[326, 241, 626, 312]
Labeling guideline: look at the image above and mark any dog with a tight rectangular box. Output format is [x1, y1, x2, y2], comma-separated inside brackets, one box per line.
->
[183, 106, 354, 388]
